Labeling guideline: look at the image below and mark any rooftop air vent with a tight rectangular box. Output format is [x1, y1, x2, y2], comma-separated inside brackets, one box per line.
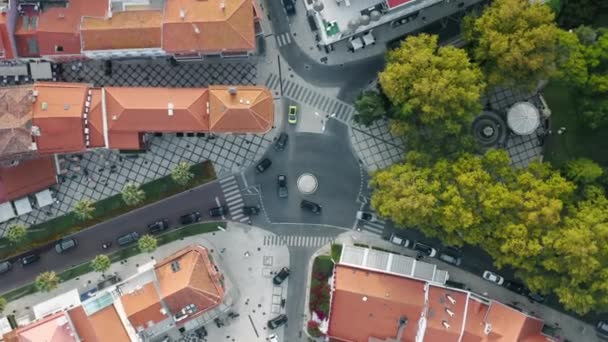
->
[31, 125, 40, 136]
[192, 24, 200, 34]
[228, 87, 237, 95]
[171, 261, 181, 273]
[446, 294, 456, 305]
[179, 8, 186, 20]
[442, 321, 451, 329]
[41, 102, 48, 111]
[220, 2, 225, 10]
[445, 308, 455, 317]
[168, 102, 174, 116]
[362, 296, 368, 302]
[64, 104, 70, 110]
[484, 323, 492, 335]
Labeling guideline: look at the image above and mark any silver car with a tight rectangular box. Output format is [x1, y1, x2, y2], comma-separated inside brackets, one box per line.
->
[55, 238, 78, 253]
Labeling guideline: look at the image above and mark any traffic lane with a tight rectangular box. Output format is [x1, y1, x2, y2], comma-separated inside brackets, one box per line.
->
[0, 181, 224, 293]
[284, 247, 315, 341]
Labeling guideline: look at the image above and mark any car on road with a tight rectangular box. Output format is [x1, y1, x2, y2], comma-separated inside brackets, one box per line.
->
[256, 158, 272, 173]
[389, 233, 410, 247]
[268, 334, 279, 342]
[282, 0, 295, 15]
[277, 174, 288, 198]
[0, 261, 12, 274]
[242, 206, 260, 215]
[274, 133, 288, 151]
[267, 314, 288, 329]
[505, 281, 527, 295]
[412, 242, 437, 257]
[117, 232, 140, 246]
[147, 219, 169, 235]
[438, 251, 461, 266]
[356, 211, 377, 222]
[300, 200, 321, 214]
[209, 206, 228, 217]
[273, 267, 290, 285]
[482, 270, 505, 285]
[180, 212, 201, 225]
[288, 105, 297, 124]
[55, 238, 78, 253]
[21, 253, 40, 266]
[527, 292, 545, 303]
[597, 321, 608, 339]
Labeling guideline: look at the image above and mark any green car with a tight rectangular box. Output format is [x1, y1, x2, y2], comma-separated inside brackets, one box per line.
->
[288, 105, 297, 124]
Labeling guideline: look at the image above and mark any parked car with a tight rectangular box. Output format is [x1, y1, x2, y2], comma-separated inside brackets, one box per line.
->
[268, 334, 280, 342]
[300, 200, 321, 214]
[597, 321, 608, 339]
[209, 206, 228, 217]
[505, 281, 527, 295]
[389, 233, 410, 248]
[482, 270, 504, 285]
[148, 219, 169, 235]
[180, 212, 201, 225]
[55, 238, 78, 253]
[282, 0, 296, 15]
[438, 251, 461, 266]
[277, 174, 288, 198]
[256, 158, 272, 173]
[288, 105, 298, 124]
[275, 133, 288, 151]
[0, 261, 12, 274]
[21, 254, 40, 266]
[117, 232, 140, 246]
[273, 267, 290, 285]
[412, 242, 437, 257]
[356, 211, 377, 222]
[242, 206, 260, 215]
[267, 314, 288, 329]
[527, 292, 545, 303]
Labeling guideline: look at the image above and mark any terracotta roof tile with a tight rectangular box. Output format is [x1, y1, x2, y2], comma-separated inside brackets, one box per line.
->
[81, 11, 162, 50]
[87, 305, 130, 342]
[37, 0, 107, 34]
[424, 286, 468, 341]
[0, 157, 56, 203]
[155, 245, 224, 322]
[208, 86, 273, 133]
[461, 298, 490, 342]
[0, 85, 34, 160]
[68, 307, 100, 342]
[484, 302, 546, 341]
[162, 0, 255, 53]
[5, 312, 77, 342]
[328, 265, 426, 342]
[88, 89, 105, 148]
[120, 282, 167, 330]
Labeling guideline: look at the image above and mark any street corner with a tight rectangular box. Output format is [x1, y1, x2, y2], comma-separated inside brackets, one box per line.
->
[200, 223, 291, 341]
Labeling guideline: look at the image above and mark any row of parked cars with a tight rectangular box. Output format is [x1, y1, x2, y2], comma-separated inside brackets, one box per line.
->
[481, 271, 546, 303]
[266, 266, 291, 333]
[388, 233, 462, 265]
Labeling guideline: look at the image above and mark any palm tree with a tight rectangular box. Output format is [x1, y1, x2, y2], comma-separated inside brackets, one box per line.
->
[73, 199, 95, 221]
[35, 271, 59, 292]
[171, 161, 194, 186]
[5, 223, 27, 244]
[91, 255, 111, 274]
[121, 182, 145, 206]
[138, 234, 158, 253]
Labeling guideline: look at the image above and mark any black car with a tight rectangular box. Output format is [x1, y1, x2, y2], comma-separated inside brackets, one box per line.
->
[148, 219, 169, 235]
[21, 254, 40, 266]
[597, 321, 608, 339]
[438, 251, 462, 266]
[277, 174, 288, 198]
[300, 200, 321, 214]
[282, 0, 296, 15]
[273, 267, 290, 285]
[117, 232, 140, 246]
[242, 206, 260, 215]
[267, 314, 288, 329]
[527, 292, 545, 303]
[0, 261, 12, 274]
[209, 206, 229, 217]
[55, 238, 78, 253]
[256, 158, 272, 173]
[275, 133, 288, 151]
[412, 242, 437, 257]
[505, 281, 527, 295]
[180, 212, 201, 225]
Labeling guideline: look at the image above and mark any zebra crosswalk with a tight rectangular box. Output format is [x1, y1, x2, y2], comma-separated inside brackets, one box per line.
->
[219, 175, 249, 223]
[263, 235, 335, 247]
[264, 73, 356, 125]
[275, 33, 292, 47]
[358, 219, 386, 235]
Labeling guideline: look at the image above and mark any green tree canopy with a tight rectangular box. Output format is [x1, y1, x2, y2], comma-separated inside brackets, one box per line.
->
[564, 158, 603, 184]
[0, 297, 6, 313]
[91, 255, 111, 274]
[379, 33, 485, 156]
[6, 223, 27, 244]
[138, 234, 158, 253]
[464, 0, 560, 89]
[35, 271, 59, 292]
[121, 182, 145, 206]
[556, 0, 602, 29]
[73, 199, 95, 221]
[171, 161, 194, 186]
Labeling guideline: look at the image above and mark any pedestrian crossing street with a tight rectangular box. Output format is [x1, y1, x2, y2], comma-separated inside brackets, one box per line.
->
[219, 175, 249, 223]
[275, 33, 293, 47]
[264, 73, 357, 125]
[263, 235, 335, 247]
[358, 219, 386, 235]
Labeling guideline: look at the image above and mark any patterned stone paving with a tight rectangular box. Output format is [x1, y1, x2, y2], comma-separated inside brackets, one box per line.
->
[0, 59, 277, 235]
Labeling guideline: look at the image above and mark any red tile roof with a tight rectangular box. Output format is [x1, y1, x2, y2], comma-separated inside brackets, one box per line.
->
[385, 0, 414, 9]
[0, 85, 35, 161]
[208, 86, 273, 133]
[155, 245, 224, 323]
[4, 312, 77, 342]
[81, 11, 162, 51]
[87, 305, 131, 342]
[483, 302, 546, 341]
[87, 88, 105, 148]
[120, 282, 167, 331]
[0, 157, 56, 203]
[425, 286, 468, 341]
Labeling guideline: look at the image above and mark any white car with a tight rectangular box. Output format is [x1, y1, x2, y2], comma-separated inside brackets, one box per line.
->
[268, 334, 279, 342]
[482, 271, 505, 285]
[390, 233, 410, 248]
[356, 211, 377, 222]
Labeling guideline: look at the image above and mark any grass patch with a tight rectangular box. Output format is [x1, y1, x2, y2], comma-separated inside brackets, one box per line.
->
[312, 255, 334, 277]
[330, 244, 342, 263]
[1, 222, 223, 302]
[309, 256, 334, 321]
[543, 83, 608, 168]
[0, 161, 216, 261]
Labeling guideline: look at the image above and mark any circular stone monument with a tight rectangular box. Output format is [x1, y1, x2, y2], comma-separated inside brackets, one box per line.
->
[507, 101, 540, 135]
[297, 173, 318, 194]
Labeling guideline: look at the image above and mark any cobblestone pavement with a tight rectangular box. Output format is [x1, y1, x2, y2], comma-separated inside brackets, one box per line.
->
[350, 119, 406, 172]
[0, 59, 277, 235]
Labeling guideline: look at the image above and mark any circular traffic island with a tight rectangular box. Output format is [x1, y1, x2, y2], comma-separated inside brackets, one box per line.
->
[297, 173, 318, 194]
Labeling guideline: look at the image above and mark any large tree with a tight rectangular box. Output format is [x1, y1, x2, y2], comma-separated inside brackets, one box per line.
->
[353, 88, 393, 127]
[379, 33, 485, 155]
[464, 0, 560, 89]
[556, 0, 602, 29]
[91, 255, 111, 274]
[138, 234, 158, 253]
[73, 199, 95, 221]
[35, 271, 59, 292]
[171, 162, 194, 186]
[5, 223, 27, 244]
[121, 182, 145, 206]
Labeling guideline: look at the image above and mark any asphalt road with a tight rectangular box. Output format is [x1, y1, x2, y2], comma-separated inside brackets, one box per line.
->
[0, 181, 227, 293]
